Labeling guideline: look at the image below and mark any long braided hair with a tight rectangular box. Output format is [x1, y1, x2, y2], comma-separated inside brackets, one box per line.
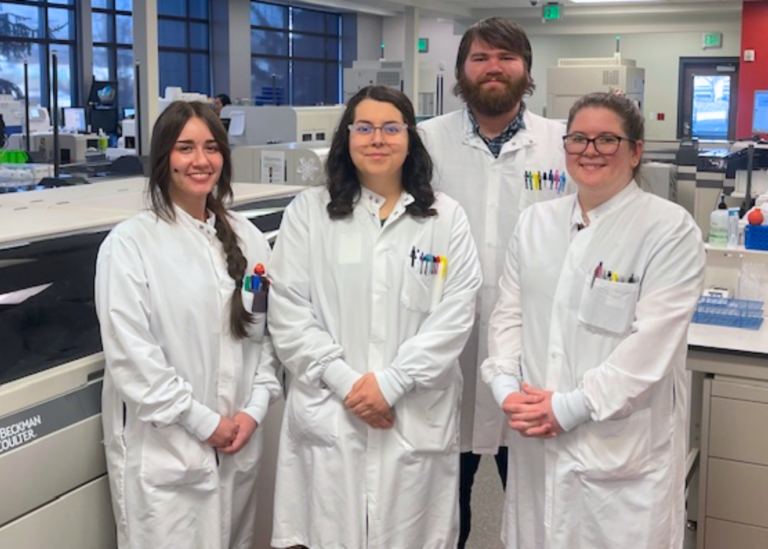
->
[147, 100, 253, 339]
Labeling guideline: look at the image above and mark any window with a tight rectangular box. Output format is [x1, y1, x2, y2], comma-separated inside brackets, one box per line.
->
[157, 0, 210, 96]
[691, 75, 730, 139]
[0, 0, 77, 108]
[92, 0, 134, 115]
[677, 58, 739, 141]
[250, 1, 341, 106]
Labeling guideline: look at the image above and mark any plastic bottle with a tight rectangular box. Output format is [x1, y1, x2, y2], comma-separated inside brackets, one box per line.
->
[709, 194, 728, 247]
[727, 207, 740, 248]
[98, 128, 108, 152]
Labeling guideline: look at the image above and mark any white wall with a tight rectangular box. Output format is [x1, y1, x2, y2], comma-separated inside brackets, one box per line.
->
[374, 15, 742, 139]
[528, 31, 741, 139]
[357, 13, 385, 61]
[383, 16, 464, 113]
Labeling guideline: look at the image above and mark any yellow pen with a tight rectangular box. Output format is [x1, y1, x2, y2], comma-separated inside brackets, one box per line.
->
[431, 257, 448, 310]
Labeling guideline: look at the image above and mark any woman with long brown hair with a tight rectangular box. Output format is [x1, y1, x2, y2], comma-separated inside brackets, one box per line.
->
[96, 101, 280, 549]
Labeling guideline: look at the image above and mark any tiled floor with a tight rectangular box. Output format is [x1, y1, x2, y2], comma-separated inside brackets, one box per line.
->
[465, 455, 697, 549]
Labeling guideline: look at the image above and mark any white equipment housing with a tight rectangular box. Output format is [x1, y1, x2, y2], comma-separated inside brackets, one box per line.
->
[6, 132, 100, 164]
[546, 54, 645, 119]
[343, 60, 437, 117]
[232, 142, 330, 186]
[639, 161, 678, 202]
[221, 105, 344, 148]
[0, 95, 23, 129]
[158, 87, 209, 114]
[22, 106, 51, 134]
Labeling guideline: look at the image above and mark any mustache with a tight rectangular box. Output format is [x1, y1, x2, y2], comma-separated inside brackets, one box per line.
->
[478, 74, 512, 85]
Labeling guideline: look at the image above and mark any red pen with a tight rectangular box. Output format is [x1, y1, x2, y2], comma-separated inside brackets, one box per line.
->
[591, 261, 603, 289]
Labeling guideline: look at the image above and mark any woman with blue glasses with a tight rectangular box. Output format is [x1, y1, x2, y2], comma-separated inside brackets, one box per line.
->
[268, 86, 482, 549]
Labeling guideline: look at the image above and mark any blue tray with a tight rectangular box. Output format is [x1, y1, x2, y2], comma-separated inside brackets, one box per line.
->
[692, 297, 764, 330]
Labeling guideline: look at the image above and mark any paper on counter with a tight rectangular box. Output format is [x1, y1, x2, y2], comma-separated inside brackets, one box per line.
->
[0, 282, 52, 305]
[228, 111, 246, 136]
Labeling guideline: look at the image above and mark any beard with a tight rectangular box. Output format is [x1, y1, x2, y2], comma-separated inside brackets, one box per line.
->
[458, 73, 529, 117]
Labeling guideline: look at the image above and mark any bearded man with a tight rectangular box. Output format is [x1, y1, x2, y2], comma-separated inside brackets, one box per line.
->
[419, 17, 572, 549]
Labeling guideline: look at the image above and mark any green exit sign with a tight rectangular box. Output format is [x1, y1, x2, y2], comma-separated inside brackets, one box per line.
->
[418, 38, 429, 53]
[543, 4, 562, 20]
[703, 32, 722, 49]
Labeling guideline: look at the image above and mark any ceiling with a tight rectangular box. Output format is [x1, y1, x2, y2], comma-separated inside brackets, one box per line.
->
[302, 0, 746, 27]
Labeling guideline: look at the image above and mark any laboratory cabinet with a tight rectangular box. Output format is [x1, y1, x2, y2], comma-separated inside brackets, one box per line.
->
[688, 346, 768, 549]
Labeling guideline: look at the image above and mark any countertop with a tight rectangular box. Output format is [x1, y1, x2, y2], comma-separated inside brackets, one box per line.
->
[0, 178, 305, 247]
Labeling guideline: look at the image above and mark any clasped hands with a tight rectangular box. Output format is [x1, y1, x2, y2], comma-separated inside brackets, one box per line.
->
[502, 382, 562, 439]
[345, 373, 395, 429]
[206, 411, 259, 454]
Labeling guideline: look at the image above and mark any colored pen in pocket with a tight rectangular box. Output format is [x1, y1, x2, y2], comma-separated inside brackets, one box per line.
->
[591, 261, 603, 289]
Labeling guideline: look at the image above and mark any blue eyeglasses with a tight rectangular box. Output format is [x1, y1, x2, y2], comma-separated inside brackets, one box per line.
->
[348, 122, 409, 137]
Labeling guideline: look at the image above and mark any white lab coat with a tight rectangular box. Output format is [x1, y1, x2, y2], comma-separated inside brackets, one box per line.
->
[268, 186, 482, 549]
[96, 206, 281, 549]
[419, 108, 571, 453]
[482, 182, 705, 549]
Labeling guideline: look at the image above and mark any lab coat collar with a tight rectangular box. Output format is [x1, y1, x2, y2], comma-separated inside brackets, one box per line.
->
[460, 107, 534, 154]
[359, 186, 415, 218]
[573, 180, 640, 227]
[173, 203, 218, 241]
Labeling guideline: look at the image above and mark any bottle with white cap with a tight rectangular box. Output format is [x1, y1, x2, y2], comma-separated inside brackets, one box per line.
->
[709, 193, 728, 247]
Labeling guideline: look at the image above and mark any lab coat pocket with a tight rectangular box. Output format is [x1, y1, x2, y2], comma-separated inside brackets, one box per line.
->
[576, 408, 653, 480]
[285, 381, 339, 447]
[578, 276, 639, 336]
[519, 188, 559, 212]
[140, 423, 215, 487]
[242, 290, 267, 342]
[395, 383, 460, 454]
[400, 262, 432, 313]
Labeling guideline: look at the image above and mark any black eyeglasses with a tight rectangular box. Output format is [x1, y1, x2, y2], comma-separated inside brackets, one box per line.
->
[562, 133, 635, 155]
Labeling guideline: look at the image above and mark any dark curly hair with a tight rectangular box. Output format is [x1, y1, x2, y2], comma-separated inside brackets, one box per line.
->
[147, 100, 253, 339]
[325, 86, 436, 219]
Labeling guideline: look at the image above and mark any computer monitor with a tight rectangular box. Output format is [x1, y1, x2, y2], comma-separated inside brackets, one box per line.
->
[90, 108, 118, 134]
[62, 107, 86, 132]
[123, 107, 135, 119]
[753, 90, 768, 134]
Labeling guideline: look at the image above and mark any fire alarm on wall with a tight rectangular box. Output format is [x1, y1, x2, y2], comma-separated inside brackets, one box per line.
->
[744, 49, 756, 62]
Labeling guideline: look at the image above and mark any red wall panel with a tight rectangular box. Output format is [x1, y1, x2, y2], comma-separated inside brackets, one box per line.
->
[737, 1, 768, 137]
